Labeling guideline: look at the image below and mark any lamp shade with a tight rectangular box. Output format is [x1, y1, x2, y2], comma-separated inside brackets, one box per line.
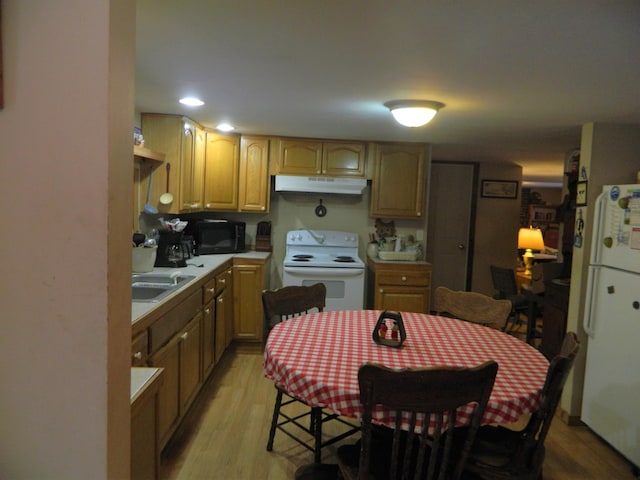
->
[385, 100, 445, 127]
[518, 227, 545, 251]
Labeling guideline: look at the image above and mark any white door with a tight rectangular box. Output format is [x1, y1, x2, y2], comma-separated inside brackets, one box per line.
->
[427, 162, 476, 300]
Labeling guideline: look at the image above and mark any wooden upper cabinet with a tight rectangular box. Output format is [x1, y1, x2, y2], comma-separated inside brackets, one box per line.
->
[370, 143, 428, 218]
[322, 141, 366, 177]
[179, 121, 205, 212]
[273, 138, 366, 177]
[277, 138, 323, 175]
[203, 131, 240, 211]
[239, 135, 270, 213]
[140, 113, 203, 214]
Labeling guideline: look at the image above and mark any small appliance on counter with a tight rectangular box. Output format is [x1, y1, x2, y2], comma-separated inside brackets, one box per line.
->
[187, 219, 246, 255]
[154, 231, 190, 268]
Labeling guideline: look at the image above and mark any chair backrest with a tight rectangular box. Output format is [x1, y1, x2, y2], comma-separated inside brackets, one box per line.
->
[433, 286, 512, 330]
[357, 361, 499, 480]
[516, 332, 580, 471]
[489, 265, 519, 298]
[262, 283, 326, 340]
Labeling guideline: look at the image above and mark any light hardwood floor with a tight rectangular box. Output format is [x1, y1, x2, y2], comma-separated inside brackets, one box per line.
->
[160, 343, 638, 480]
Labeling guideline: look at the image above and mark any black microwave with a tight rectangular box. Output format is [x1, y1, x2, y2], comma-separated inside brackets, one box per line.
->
[190, 220, 246, 255]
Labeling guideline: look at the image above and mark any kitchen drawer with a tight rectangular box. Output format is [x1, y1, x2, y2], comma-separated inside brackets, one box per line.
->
[203, 277, 217, 304]
[131, 331, 149, 366]
[377, 271, 430, 287]
[149, 290, 202, 354]
[216, 268, 232, 292]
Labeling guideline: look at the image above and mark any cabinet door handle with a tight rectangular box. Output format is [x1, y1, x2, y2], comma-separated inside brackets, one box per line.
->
[220, 279, 226, 285]
[180, 332, 189, 341]
[207, 287, 216, 294]
[379, 289, 384, 293]
[218, 297, 224, 304]
[261, 206, 265, 211]
[204, 308, 211, 315]
[401, 276, 407, 281]
[133, 352, 142, 360]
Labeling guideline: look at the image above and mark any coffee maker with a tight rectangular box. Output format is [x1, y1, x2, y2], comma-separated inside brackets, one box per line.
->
[154, 231, 190, 268]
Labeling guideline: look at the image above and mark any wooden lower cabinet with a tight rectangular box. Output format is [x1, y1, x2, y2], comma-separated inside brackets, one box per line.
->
[131, 256, 270, 458]
[149, 335, 180, 449]
[202, 297, 215, 379]
[131, 368, 163, 480]
[233, 257, 270, 342]
[367, 259, 432, 313]
[149, 312, 202, 448]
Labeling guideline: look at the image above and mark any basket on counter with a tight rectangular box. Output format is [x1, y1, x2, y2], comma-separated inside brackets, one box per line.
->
[132, 246, 157, 273]
[377, 250, 419, 261]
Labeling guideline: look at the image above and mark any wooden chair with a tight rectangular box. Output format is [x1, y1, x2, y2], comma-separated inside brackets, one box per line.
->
[433, 286, 512, 330]
[464, 332, 580, 480]
[337, 361, 499, 480]
[489, 265, 530, 333]
[262, 282, 327, 343]
[263, 284, 359, 464]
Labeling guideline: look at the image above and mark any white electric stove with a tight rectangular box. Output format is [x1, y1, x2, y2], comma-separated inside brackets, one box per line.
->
[282, 229, 365, 311]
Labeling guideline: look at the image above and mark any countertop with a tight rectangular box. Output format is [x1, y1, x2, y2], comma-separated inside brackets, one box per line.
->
[131, 367, 163, 404]
[131, 251, 271, 325]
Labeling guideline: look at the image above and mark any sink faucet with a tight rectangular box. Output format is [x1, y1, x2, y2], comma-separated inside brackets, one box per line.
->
[170, 271, 182, 285]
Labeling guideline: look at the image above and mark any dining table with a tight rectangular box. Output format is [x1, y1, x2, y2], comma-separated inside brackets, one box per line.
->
[263, 310, 550, 430]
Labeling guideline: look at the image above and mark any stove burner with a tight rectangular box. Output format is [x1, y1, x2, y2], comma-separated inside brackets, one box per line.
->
[292, 258, 311, 262]
[293, 254, 314, 259]
[334, 256, 356, 263]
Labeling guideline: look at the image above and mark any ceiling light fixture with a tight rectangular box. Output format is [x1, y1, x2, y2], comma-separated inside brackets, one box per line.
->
[216, 123, 235, 132]
[179, 97, 205, 107]
[384, 100, 445, 127]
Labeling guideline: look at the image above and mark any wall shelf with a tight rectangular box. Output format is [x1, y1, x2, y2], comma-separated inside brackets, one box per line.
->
[134, 145, 165, 163]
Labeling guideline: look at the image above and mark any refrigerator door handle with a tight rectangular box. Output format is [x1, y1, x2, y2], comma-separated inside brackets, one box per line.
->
[590, 192, 607, 266]
[583, 265, 600, 337]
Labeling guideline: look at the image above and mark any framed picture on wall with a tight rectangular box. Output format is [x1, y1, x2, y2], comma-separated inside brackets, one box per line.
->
[480, 179, 519, 199]
[576, 181, 588, 206]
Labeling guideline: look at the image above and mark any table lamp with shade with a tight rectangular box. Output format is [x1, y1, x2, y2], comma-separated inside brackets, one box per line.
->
[518, 227, 545, 275]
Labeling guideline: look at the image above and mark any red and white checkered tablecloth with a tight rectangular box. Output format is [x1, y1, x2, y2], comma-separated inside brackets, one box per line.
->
[263, 310, 549, 429]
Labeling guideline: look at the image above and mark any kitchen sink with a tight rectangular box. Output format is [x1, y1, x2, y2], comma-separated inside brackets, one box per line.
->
[132, 273, 196, 302]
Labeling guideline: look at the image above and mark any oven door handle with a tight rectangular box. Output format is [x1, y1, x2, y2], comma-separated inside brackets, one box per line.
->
[283, 267, 364, 277]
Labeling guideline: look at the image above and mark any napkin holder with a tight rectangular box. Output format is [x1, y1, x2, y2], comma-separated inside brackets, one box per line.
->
[372, 310, 406, 348]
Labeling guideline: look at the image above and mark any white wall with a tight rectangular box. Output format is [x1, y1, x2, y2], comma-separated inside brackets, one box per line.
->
[0, 1, 132, 478]
[471, 163, 524, 295]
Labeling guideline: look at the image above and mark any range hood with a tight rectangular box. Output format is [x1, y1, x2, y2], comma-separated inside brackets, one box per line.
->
[275, 175, 367, 195]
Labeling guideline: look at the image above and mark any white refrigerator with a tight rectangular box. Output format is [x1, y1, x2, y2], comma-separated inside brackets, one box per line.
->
[582, 184, 640, 468]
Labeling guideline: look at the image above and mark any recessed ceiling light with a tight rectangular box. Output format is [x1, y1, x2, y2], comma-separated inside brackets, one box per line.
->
[216, 123, 235, 132]
[179, 97, 205, 107]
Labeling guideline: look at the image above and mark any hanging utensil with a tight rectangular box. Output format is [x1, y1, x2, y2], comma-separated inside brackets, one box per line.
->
[159, 163, 174, 205]
[315, 199, 327, 217]
[144, 167, 159, 214]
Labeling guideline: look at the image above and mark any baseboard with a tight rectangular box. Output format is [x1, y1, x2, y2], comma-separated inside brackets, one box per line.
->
[559, 408, 583, 426]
